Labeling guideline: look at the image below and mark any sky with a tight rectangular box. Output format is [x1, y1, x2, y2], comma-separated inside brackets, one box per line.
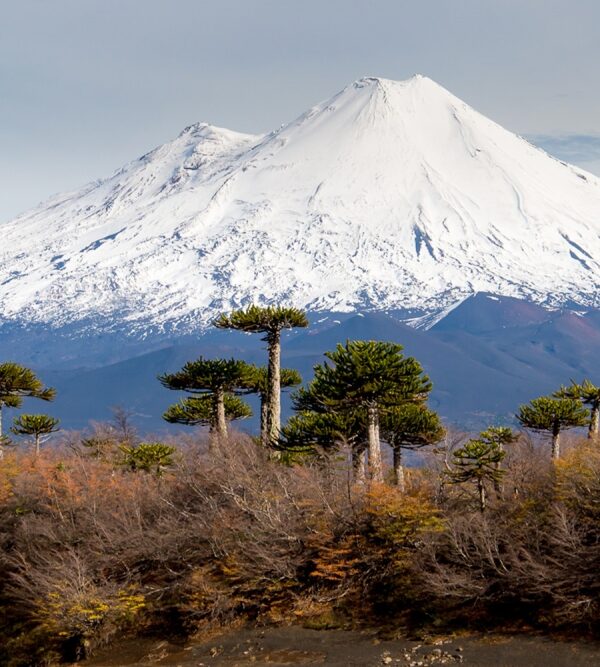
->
[2, 0, 600, 223]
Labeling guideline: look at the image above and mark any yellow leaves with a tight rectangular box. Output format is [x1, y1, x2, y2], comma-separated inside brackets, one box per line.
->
[556, 442, 600, 476]
[554, 443, 600, 517]
[364, 483, 443, 543]
[34, 585, 146, 641]
[309, 539, 359, 582]
[219, 555, 242, 579]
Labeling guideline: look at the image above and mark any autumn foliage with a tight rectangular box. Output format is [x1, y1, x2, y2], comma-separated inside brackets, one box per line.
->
[1, 428, 600, 665]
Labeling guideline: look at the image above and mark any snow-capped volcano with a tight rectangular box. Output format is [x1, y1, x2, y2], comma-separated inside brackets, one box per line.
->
[2, 75, 600, 336]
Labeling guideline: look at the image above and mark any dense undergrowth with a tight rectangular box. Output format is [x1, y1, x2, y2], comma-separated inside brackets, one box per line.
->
[1, 429, 600, 665]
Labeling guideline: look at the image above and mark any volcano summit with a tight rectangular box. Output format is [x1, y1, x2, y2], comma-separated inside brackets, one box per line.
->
[2, 75, 600, 338]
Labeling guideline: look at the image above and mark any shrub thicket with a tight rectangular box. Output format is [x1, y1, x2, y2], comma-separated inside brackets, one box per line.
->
[1, 428, 600, 665]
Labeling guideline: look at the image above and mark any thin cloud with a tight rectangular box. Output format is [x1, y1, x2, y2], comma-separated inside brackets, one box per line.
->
[529, 134, 600, 164]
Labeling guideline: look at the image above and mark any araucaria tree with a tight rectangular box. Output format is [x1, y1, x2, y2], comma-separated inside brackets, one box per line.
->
[296, 340, 432, 482]
[285, 387, 369, 479]
[449, 434, 506, 512]
[11, 414, 60, 456]
[159, 358, 254, 447]
[120, 442, 176, 476]
[475, 426, 518, 493]
[517, 396, 589, 460]
[555, 380, 600, 440]
[0, 363, 55, 459]
[381, 403, 444, 490]
[244, 365, 301, 444]
[214, 306, 308, 443]
[163, 394, 252, 430]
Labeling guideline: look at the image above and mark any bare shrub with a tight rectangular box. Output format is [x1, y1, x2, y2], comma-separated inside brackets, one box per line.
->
[3, 429, 600, 664]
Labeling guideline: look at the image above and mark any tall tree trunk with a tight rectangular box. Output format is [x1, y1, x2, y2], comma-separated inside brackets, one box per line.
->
[211, 389, 227, 452]
[589, 402, 600, 440]
[393, 445, 405, 491]
[260, 392, 268, 446]
[478, 477, 486, 513]
[551, 424, 561, 461]
[367, 404, 383, 483]
[353, 445, 367, 485]
[266, 329, 281, 444]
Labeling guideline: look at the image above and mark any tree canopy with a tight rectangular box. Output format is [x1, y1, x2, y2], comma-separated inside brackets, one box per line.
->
[555, 379, 600, 439]
[0, 363, 55, 457]
[381, 403, 444, 489]
[214, 305, 308, 443]
[120, 442, 176, 476]
[292, 340, 432, 482]
[308, 340, 431, 411]
[449, 434, 506, 512]
[11, 413, 60, 455]
[159, 357, 255, 443]
[0, 363, 55, 411]
[517, 396, 589, 460]
[214, 305, 308, 342]
[163, 394, 252, 427]
[158, 358, 255, 395]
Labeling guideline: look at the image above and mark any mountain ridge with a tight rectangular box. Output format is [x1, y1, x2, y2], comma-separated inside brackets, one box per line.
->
[1, 75, 600, 340]
[19, 298, 600, 432]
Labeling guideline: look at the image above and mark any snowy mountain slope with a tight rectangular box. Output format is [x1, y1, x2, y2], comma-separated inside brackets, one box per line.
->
[1, 75, 600, 336]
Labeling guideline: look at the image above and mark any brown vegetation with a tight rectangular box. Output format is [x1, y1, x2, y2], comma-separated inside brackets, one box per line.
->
[1, 426, 600, 665]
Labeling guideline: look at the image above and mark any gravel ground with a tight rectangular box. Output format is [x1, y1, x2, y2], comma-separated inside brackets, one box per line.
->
[86, 626, 600, 667]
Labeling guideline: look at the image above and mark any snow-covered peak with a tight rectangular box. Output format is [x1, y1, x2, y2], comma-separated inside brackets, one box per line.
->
[1, 75, 599, 337]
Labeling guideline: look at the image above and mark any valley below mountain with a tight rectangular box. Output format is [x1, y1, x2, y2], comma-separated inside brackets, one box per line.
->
[2, 75, 600, 430]
[4, 294, 596, 433]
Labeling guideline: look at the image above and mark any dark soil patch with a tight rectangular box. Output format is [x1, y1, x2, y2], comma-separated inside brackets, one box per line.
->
[85, 626, 600, 666]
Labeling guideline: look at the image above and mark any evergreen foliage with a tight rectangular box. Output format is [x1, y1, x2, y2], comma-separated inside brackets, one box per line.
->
[0, 363, 55, 458]
[281, 410, 366, 454]
[119, 442, 176, 475]
[477, 425, 518, 448]
[555, 379, 600, 440]
[284, 389, 368, 477]
[381, 403, 444, 489]
[517, 396, 589, 460]
[292, 340, 432, 482]
[449, 433, 507, 511]
[159, 357, 255, 444]
[309, 340, 431, 409]
[11, 413, 60, 456]
[158, 357, 255, 394]
[214, 305, 309, 341]
[214, 305, 308, 442]
[282, 409, 366, 450]
[163, 394, 252, 427]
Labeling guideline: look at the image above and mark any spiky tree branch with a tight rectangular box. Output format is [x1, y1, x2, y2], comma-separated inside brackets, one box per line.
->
[0, 363, 55, 459]
[159, 357, 254, 448]
[11, 413, 60, 456]
[289, 340, 432, 483]
[517, 396, 588, 460]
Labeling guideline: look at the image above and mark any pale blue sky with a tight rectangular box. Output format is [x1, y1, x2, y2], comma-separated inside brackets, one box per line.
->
[2, 0, 599, 222]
